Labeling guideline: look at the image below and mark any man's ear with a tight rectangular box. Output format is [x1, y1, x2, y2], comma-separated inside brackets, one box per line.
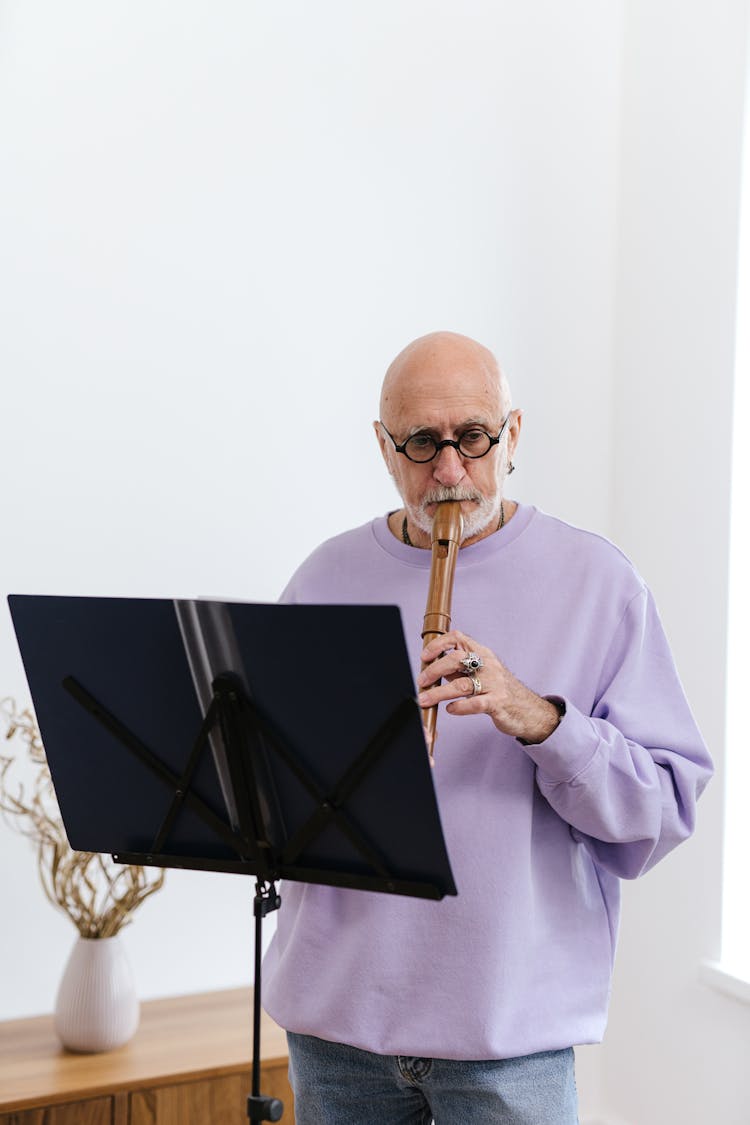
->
[507, 409, 523, 462]
[373, 420, 390, 465]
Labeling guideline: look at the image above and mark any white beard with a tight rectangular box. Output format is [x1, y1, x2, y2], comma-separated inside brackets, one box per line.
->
[409, 485, 503, 542]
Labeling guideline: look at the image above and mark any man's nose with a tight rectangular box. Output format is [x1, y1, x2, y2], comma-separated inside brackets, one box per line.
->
[432, 443, 466, 487]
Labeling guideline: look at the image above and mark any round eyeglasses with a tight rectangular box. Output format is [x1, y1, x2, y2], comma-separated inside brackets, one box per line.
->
[380, 414, 512, 464]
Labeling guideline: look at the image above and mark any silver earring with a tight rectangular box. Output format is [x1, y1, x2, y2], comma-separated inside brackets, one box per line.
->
[507, 462, 515, 475]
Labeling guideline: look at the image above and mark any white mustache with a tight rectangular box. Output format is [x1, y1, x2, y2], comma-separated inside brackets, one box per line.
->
[421, 487, 484, 506]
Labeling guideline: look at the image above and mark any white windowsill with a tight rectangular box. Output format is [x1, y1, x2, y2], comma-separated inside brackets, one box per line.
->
[700, 960, 750, 1005]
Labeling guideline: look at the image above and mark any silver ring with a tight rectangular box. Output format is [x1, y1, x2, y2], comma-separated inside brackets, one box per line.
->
[470, 676, 482, 696]
[461, 652, 484, 673]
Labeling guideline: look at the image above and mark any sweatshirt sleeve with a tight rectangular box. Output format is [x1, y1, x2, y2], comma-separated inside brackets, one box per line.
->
[520, 587, 713, 879]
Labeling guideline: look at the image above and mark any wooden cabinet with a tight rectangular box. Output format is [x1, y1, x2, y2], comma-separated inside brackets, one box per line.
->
[131, 1075, 248, 1125]
[0, 989, 294, 1125]
[0, 1098, 116, 1125]
[129, 1067, 291, 1125]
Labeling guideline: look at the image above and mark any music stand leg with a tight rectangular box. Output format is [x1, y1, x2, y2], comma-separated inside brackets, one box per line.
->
[247, 880, 283, 1123]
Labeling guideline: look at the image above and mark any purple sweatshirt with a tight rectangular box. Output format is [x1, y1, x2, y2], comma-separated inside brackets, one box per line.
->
[262, 504, 712, 1060]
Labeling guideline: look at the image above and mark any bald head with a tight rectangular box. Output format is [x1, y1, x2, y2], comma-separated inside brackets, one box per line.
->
[380, 331, 511, 424]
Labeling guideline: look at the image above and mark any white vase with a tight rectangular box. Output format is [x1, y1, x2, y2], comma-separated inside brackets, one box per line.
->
[54, 935, 140, 1052]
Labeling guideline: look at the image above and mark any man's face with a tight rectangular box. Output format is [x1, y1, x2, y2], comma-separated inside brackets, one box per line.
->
[376, 344, 515, 544]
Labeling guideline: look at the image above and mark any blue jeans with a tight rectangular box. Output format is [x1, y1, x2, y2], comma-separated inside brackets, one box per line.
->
[286, 1032, 579, 1124]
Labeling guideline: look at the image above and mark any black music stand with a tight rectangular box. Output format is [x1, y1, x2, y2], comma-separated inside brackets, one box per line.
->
[8, 595, 457, 1123]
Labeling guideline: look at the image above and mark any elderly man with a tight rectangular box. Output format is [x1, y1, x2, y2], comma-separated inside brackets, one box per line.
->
[262, 331, 712, 1124]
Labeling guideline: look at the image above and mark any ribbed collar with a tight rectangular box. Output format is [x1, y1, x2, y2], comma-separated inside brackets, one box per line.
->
[370, 502, 537, 568]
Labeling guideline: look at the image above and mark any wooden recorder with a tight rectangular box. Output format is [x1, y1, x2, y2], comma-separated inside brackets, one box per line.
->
[420, 500, 463, 759]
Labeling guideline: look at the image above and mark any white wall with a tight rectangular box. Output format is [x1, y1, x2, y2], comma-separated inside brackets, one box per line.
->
[601, 2, 750, 1123]
[0, 2, 747, 1122]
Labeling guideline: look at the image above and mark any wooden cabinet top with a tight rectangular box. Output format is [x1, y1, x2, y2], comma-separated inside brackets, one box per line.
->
[0, 988, 287, 1112]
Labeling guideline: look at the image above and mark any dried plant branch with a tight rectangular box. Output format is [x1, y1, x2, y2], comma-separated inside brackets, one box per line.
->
[1, 697, 165, 938]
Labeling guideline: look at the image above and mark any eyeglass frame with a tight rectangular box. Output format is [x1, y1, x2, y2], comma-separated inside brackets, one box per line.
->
[379, 413, 513, 464]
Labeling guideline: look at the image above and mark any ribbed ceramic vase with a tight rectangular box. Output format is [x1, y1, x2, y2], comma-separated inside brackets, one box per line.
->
[54, 935, 140, 1052]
